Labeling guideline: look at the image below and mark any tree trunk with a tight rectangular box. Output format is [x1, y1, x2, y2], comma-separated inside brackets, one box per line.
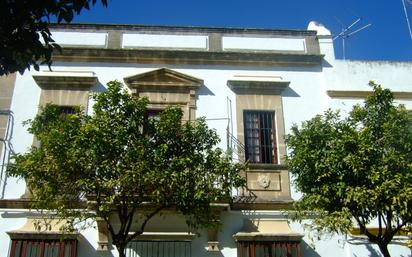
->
[377, 242, 391, 257]
[115, 242, 127, 257]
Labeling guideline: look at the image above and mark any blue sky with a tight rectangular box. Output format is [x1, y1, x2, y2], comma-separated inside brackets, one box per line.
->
[73, 0, 412, 61]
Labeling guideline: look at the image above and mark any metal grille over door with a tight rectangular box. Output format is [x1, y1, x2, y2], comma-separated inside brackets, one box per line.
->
[126, 241, 191, 257]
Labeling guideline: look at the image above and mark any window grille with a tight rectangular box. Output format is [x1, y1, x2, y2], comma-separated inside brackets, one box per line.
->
[126, 240, 191, 257]
[59, 106, 76, 115]
[237, 241, 301, 257]
[243, 111, 277, 164]
[8, 239, 77, 257]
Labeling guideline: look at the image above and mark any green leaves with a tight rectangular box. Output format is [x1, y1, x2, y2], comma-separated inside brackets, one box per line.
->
[286, 82, 412, 256]
[9, 80, 245, 256]
[0, 0, 108, 75]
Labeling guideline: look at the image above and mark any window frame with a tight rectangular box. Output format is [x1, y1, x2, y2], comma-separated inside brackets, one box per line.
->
[9, 238, 77, 257]
[243, 110, 278, 164]
[58, 106, 77, 115]
[237, 241, 301, 257]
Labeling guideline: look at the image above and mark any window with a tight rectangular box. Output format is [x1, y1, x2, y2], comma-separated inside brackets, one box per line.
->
[126, 240, 191, 257]
[124, 68, 203, 121]
[237, 241, 301, 257]
[9, 239, 77, 257]
[146, 109, 163, 121]
[243, 111, 277, 164]
[59, 106, 76, 115]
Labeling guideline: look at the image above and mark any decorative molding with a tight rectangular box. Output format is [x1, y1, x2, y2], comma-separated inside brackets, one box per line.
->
[207, 228, 220, 251]
[124, 68, 203, 92]
[7, 231, 78, 240]
[230, 200, 294, 210]
[49, 23, 318, 37]
[233, 232, 303, 242]
[124, 68, 203, 121]
[7, 218, 78, 240]
[233, 219, 303, 242]
[33, 72, 98, 90]
[96, 218, 109, 251]
[348, 227, 411, 237]
[52, 48, 323, 67]
[132, 232, 196, 241]
[0, 199, 87, 209]
[227, 80, 289, 95]
[230, 85, 291, 202]
[246, 172, 281, 192]
[0, 199, 34, 208]
[248, 164, 288, 171]
[327, 90, 412, 100]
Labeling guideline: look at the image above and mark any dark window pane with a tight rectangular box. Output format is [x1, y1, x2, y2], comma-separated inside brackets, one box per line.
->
[59, 106, 76, 115]
[244, 111, 277, 164]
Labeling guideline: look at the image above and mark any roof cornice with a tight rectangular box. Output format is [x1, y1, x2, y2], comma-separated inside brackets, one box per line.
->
[49, 23, 317, 37]
[52, 48, 323, 67]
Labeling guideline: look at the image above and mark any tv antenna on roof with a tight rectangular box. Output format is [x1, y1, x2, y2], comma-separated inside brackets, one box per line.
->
[333, 17, 372, 60]
[401, 0, 412, 40]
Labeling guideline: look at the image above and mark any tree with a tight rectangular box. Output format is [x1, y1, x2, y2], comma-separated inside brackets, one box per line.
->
[286, 82, 412, 257]
[0, 0, 108, 76]
[9, 81, 245, 257]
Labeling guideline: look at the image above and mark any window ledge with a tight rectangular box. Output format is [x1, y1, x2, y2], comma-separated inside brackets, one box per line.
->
[227, 80, 289, 95]
[129, 232, 196, 241]
[233, 232, 303, 242]
[248, 163, 288, 171]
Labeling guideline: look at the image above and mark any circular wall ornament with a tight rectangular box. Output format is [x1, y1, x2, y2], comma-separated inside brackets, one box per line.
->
[258, 174, 271, 189]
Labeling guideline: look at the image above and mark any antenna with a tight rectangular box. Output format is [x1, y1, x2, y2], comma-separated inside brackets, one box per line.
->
[401, 0, 412, 40]
[333, 17, 372, 60]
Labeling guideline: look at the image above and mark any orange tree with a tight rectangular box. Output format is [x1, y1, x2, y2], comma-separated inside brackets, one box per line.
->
[0, 0, 108, 76]
[286, 82, 412, 257]
[9, 81, 245, 257]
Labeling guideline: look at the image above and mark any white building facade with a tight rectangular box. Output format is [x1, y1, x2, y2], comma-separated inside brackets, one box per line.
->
[0, 22, 411, 257]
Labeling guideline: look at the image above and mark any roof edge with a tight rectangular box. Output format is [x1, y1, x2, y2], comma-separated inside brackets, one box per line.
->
[49, 23, 317, 36]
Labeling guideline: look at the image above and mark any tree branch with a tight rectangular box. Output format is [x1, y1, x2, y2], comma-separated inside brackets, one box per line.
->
[124, 206, 136, 240]
[378, 211, 382, 238]
[127, 205, 166, 242]
[356, 216, 378, 243]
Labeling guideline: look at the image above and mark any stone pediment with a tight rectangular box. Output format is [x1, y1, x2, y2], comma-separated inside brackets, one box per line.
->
[124, 68, 203, 92]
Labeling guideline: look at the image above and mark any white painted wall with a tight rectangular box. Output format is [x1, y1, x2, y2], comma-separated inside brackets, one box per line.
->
[51, 31, 108, 47]
[1, 210, 29, 256]
[326, 60, 412, 91]
[122, 34, 208, 50]
[222, 37, 306, 52]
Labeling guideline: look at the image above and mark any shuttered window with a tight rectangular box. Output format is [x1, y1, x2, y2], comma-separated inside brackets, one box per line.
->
[9, 239, 77, 257]
[237, 241, 301, 257]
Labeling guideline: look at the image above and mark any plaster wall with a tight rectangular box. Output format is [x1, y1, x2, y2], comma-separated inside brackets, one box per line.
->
[0, 210, 27, 256]
[222, 37, 306, 52]
[122, 34, 209, 50]
[52, 32, 108, 47]
[326, 60, 412, 91]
